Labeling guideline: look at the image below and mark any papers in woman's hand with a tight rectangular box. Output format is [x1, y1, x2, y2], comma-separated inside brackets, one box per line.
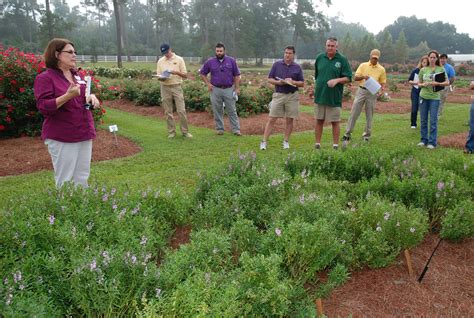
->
[365, 77, 381, 95]
[413, 73, 419, 89]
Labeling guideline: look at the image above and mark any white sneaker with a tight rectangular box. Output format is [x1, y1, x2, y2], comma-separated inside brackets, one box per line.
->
[410, 126, 416, 129]
[260, 141, 267, 150]
[283, 140, 290, 149]
[427, 144, 435, 149]
[417, 142, 426, 147]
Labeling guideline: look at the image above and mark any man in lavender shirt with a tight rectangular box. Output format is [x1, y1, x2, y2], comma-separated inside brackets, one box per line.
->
[200, 42, 242, 136]
[260, 46, 304, 150]
[34, 38, 100, 187]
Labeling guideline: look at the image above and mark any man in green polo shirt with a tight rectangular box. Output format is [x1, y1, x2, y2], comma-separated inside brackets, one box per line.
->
[312, 37, 352, 150]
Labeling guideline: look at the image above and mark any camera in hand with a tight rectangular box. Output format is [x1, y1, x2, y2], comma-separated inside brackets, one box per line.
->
[84, 103, 94, 110]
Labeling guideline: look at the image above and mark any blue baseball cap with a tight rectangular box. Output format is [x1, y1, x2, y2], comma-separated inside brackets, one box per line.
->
[160, 44, 170, 55]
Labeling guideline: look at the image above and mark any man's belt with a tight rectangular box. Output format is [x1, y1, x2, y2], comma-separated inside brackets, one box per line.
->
[214, 85, 232, 89]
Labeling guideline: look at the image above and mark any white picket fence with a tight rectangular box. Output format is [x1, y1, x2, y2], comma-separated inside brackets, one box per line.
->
[77, 54, 474, 65]
[76, 55, 316, 65]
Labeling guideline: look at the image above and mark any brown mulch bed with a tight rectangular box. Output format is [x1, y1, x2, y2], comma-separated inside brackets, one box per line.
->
[439, 132, 469, 149]
[324, 235, 474, 317]
[0, 129, 142, 177]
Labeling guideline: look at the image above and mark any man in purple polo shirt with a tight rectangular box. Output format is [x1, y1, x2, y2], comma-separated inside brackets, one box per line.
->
[260, 46, 304, 150]
[200, 42, 242, 136]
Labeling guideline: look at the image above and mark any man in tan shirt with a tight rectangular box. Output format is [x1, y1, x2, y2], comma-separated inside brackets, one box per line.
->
[156, 43, 192, 138]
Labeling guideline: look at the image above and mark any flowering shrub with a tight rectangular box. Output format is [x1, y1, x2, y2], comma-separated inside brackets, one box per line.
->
[272, 219, 344, 281]
[0, 184, 189, 316]
[350, 195, 428, 268]
[283, 146, 390, 183]
[440, 200, 474, 241]
[91, 66, 155, 79]
[0, 46, 106, 137]
[455, 62, 474, 76]
[0, 46, 45, 137]
[236, 85, 273, 117]
[182, 79, 210, 111]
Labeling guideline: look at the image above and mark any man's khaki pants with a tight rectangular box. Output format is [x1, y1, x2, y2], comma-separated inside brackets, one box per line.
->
[160, 84, 189, 134]
[344, 87, 377, 138]
[438, 87, 450, 116]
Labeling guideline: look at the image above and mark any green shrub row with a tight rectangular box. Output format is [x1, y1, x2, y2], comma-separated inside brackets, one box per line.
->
[90, 66, 155, 79]
[100, 78, 273, 116]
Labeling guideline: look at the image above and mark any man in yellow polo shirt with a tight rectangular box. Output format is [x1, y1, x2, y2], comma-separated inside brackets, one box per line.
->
[156, 43, 192, 138]
[342, 49, 386, 146]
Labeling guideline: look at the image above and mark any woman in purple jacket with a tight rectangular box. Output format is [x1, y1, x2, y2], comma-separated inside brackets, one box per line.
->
[34, 38, 100, 187]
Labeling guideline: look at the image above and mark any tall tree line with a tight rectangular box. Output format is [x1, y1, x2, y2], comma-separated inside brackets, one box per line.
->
[1, 1, 473, 64]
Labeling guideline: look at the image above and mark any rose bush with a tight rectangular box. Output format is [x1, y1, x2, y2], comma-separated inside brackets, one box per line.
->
[0, 46, 106, 138]
[0, 46, 45, 137]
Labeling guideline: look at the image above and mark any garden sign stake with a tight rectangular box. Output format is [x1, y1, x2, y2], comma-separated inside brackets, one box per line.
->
[404, 249, 414, 276]
[418, 238, 442, 283]
[315, 298, 324, 317]
[109, 125, 119, 146]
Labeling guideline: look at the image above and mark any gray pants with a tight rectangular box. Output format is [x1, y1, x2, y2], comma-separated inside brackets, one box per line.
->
[345, 87, 377, 138]
[210, 87, 240, 133]
[45, 139, 92, 188]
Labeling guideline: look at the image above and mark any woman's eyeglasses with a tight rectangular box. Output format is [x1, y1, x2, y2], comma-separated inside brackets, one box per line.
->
[61, 50, 77, 55]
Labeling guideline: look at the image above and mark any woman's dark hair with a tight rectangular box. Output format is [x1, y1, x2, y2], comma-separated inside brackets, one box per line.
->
[43, 38, 75, 69]
[427, 50, 441, 66]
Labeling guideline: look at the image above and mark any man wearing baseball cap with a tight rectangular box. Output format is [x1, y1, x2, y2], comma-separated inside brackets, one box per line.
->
[342, 49, 386, 146]
[156, 43, 192, 138]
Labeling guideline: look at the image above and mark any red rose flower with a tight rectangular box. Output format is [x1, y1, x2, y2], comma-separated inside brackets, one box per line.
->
[19, 87, 25, 93]
[10, 79, 17, 85]
[0, 125, 5, 131]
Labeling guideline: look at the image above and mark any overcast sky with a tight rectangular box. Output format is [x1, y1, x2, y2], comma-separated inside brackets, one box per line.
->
[62, 0, 473, 38]
[320, 0, 473, 38]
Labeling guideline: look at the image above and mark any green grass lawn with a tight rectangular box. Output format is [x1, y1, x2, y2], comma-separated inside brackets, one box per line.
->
[0, 100, 471, 206]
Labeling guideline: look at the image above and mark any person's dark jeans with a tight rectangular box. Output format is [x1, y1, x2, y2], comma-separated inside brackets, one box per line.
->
[466, 102, 474, 152]
[419, 98, 440, 146]
[410, 88, 420, 127]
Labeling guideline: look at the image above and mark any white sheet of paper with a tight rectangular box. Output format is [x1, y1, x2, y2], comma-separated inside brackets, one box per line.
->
[365, 77, 381, 95]
[413, 73, 419, 89]
[85, 76, 91, 97]
[109, 125, 118, 132]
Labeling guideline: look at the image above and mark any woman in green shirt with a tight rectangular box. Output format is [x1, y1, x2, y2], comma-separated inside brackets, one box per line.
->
[417, 50, 449, 149]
